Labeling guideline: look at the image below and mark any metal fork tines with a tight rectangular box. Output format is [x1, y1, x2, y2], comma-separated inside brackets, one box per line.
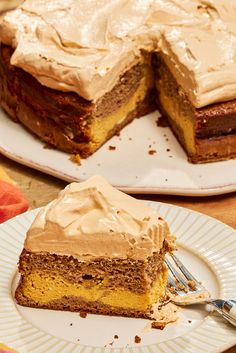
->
[165, 252, 236, 327]
[165, 252, 209, 301]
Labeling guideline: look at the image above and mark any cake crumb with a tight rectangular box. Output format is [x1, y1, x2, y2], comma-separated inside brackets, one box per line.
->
[114, 335, 119, 339]
[79, 311, 87, 318]
[109, 145, 116, 150]
[43, 142, 53, 149]
[151, 322, 166, 330]
[134, 335, 141, 344]
[151, 302, 179, 326]
[188, 320, 192, 324]
[168, 285, 177, 294]
[128, 137, 132, 141]
[188, 280, 196, 290]
[175, 280, 187, 292]
[168, 155, 173, 158]
[156, 116, 169, 127]
[69, 154, 81, 165]
[148, 149, 157, 155]
[69, 323, 73, 326]
[166, 148, 170, 152]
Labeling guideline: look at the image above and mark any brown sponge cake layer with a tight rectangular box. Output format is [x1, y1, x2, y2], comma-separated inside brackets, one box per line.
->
[16, 249, 166, 294]
[0, 44, 155, 157]
[15, 249, 168, 318]
[155, 54, 236, 163]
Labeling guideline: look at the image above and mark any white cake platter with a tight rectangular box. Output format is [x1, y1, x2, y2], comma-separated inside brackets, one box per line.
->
[1, 108, 236, 196]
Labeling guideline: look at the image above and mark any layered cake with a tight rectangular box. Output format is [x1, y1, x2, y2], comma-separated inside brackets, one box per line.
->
[0, 0, 236, 163]
[15, 176, 175, 318]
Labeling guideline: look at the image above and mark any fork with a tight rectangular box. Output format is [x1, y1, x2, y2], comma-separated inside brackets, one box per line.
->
[165, 253, 236, 327]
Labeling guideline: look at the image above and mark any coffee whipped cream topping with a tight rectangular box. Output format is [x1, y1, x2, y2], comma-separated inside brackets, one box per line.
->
[160, 24, 236, 108]
[0, 0, 236, 106]
[25, 176, 171, 260]
[0, 0, 153, 101]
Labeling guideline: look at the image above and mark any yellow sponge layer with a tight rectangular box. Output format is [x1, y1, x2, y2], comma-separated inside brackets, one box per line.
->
[20, 269, 167, 311]
[90, 64, 153, 152]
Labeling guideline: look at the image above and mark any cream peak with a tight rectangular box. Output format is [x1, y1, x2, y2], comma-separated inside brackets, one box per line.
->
[25, 176, 170, 260]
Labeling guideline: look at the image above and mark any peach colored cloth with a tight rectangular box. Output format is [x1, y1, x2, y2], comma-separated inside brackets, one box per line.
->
[0, 180, 28, 223]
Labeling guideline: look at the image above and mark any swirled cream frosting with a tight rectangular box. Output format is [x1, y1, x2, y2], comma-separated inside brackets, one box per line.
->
[24, 176, 171, 260]
[0, 0, 236, 107]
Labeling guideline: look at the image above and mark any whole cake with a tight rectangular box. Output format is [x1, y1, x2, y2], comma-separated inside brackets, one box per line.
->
[0, 0, 236, 163]
[15, 176, 175, 318]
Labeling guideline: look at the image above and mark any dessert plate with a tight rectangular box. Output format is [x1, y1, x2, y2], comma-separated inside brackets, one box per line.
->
[0, 108, 236, 196]
[0, 202, 236, 353]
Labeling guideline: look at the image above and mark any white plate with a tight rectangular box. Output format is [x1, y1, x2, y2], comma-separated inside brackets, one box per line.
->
[1, 108, 236, 196]
[0, 202, 236, 353]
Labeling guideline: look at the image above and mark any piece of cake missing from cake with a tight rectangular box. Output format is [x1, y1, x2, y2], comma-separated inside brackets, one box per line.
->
[15, 176, 175, 319]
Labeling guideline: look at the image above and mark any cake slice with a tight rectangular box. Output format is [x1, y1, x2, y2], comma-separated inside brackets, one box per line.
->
[15, 176, 175, 318]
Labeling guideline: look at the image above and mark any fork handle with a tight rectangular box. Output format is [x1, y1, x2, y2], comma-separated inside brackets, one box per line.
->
[210, 299, 236, 327]
[223, 300, 236, 325]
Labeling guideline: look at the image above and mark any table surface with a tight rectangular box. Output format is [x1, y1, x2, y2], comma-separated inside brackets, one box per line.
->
[1, 154, 235, 353]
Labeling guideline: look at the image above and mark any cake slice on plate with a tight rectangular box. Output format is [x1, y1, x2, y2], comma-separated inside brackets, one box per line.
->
[15, 175, 175, 318]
